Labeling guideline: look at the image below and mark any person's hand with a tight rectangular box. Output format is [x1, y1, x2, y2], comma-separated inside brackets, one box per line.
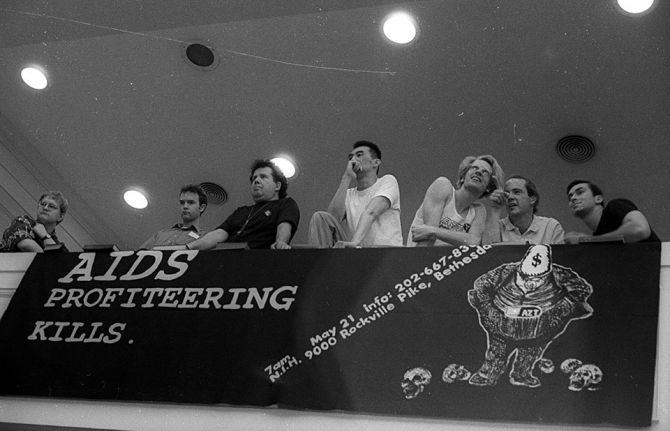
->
[564, 231, 590, 244]
[271, 240, 291, 250]
[411, 224, 436, 242]
[32, 223, 48, 240]
[343, 160, 358, 180]
[485, 189, 506, 214]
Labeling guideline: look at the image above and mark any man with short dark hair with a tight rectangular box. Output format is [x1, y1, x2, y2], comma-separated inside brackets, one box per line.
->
[487, 175, 564, 244]
[308, 140, 402, 247]
[188, 159, 300, 250]
[139, 184, 208, 249]
[1, 191, 69, 252]
[565, 179, 659, 243]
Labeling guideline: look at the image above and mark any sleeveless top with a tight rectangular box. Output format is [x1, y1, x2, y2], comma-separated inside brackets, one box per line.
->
[407, 180, 477, 246]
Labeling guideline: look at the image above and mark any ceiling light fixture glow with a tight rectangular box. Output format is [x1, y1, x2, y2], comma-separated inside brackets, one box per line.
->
[21, 67, 48, 90]
[616, 0, 655, 14]
[271, 157, 297, 179]
[383, 12, 417, 44]
[123, 190, 148, 209]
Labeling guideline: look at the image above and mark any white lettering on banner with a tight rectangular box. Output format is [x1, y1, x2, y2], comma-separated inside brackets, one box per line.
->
[30, 251, 302, 346]
[27, 320, 127, 344]
[43, 285, 299, 311]
[37, 247, 492, 364]
[57, 250, 198, 284]
[265, 245, 492, 383]
[339, 303, 396, 339]
[429, 245, 489, 281]
[264, 354, 300, 382]
[396, 283, 431, 303]
[310, 326, 337, 347]
[33, 286, 299, 345]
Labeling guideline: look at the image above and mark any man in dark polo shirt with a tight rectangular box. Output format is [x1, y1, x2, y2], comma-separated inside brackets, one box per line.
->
[187, 159, 300, 250]
[139, 184, 208, 249]
[564, 180, 659, 243]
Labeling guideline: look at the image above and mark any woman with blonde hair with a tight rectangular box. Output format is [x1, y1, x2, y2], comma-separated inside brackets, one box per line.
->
[408, 155, 504, 246]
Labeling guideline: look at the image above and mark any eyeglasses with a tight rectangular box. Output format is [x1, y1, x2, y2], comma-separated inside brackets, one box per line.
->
[38, 201, 59, 211]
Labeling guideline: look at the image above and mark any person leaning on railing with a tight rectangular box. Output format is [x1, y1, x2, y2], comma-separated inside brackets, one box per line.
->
[0, 191, 69, 253]
[407, 154, 504, 247]
[138, 184, 208, 250]
[564, 180, 659, 244]
[186, 159, 300, 250]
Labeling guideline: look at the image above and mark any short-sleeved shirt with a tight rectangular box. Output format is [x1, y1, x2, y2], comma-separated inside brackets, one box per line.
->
[499, 215, 565, 244]
[0, 215, 68, 252]
[345, 174, 403, 246]
[139, 224, 205, 249]
[594, 198, 659, 242]
[218, 197, 300, 249]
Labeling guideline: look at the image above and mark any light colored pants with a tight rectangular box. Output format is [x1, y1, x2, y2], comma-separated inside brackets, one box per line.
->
[308, 211, 350, 248]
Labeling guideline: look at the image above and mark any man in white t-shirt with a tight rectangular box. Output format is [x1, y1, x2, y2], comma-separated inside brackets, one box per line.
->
[308, 141, 403, 247]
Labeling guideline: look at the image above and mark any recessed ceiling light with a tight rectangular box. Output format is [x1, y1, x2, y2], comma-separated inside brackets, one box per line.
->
[271, 157, 297, 179]
[123, 190, 148, 209]
[616, 0, 655, 14]
[21, 67, 48, 90]
[383, 12, 418, 44]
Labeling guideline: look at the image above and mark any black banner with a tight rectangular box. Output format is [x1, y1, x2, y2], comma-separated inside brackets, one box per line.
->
[0, 244, 660, 427]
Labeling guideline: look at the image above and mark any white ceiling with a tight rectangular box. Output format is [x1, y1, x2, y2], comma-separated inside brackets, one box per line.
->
[1, 0, 668, 250]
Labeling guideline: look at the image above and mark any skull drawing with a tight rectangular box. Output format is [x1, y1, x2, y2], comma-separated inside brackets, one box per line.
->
[401, 367, 432, 399]
[442, 364, 471, 383]
[560, 358, 583, 374]
[568, 364, 603, 391]
[537, 358, 554, 374]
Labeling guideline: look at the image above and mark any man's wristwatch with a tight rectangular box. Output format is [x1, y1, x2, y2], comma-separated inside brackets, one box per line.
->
[42, 234, 52, 241]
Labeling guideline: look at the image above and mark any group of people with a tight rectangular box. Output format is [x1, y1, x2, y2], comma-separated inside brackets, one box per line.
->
[306, 140, 658, 248]
[135, 159, 301, 251]
[0, 140, 659, 253]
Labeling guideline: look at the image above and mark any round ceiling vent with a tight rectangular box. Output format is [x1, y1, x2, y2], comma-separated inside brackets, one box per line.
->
[200, 182, 228, 205]
[556, 135, 596, 163]
[184, 43, 218, 69]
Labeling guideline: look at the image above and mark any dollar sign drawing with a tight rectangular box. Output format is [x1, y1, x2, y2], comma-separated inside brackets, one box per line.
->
[531, 253, 542, 267]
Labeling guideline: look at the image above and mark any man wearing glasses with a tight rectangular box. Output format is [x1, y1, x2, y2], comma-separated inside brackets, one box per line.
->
[1, 191, 69, 252]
